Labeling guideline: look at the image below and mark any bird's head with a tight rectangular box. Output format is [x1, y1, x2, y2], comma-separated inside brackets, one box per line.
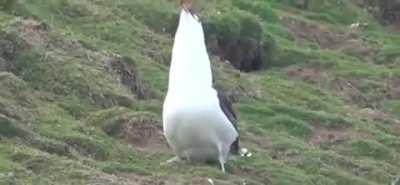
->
[180, 0, 192, 12]
[180, 0, 216, 19]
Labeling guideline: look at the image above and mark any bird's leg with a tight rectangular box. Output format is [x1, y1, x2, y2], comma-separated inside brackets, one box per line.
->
[217, 143, 227, 173]
[184, 150, 192, 161]
[219, 156, 226, 173]
[160, 156, 181, 166]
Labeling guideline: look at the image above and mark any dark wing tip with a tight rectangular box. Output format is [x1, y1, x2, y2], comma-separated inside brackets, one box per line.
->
[216, 89, 240, 155]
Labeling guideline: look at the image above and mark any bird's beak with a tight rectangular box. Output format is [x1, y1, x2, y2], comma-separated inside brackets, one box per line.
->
[180, 0, 191, 12]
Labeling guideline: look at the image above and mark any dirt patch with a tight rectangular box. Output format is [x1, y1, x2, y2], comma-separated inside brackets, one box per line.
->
[389, 79, 400, 99]
[185, 177, 234, 185]
[88, 172, 143, 185]
[310, 123, 371, 145]
[13, 18, 50, 47]
[104, 113, 168, 154]
[387, 23, 400, 32]
[117, 174, 238, 185]
[104, 55, 152, 99]
[358, 108, 400, 134]
[334, 77, 399, 109]
[333, 78, 370, 108]
[122, 120, 167, 154]
[339, 38, 377, 61]
[389, 87, 400, 99]
[115, 173, 168, 185]
[240, 132, 271, 150]
[0, 18, 50, 75]
[283, 16, 376, 58]
[310, 126, 350, 145]
[283, 17, 345, 49]
[285, 67, 330, 85]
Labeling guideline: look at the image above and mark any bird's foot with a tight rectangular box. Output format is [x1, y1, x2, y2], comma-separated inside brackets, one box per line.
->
[218, 156, 226, 174]
[160, 156, 181, 166]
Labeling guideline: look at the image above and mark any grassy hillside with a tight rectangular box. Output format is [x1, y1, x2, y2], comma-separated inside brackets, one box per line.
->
[0, 0, 399, 184]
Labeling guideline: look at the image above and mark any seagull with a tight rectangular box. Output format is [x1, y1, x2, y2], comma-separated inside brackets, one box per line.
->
[162, 1, 239, 173]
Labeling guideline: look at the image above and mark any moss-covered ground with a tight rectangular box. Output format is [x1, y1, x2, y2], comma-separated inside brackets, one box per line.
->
[0, 0, 399, 184]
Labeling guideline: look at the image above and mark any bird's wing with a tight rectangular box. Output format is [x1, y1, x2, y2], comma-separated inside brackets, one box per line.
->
[216, 89, 239, 155]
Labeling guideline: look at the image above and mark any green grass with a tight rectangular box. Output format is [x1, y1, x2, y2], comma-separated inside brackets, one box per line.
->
[383, 100, 400, 118]
[0, 0, 400, 184]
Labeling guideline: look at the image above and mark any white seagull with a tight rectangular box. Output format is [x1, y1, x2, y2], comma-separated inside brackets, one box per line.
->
[162, 3, 240, 173]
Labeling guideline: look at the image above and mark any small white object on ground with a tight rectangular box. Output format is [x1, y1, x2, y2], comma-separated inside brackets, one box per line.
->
[239, 148, 252, 157]
[391, 176, 400, 185]
[207, 178, 215, 185]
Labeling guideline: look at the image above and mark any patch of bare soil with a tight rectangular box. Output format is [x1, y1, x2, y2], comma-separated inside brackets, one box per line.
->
[282, 17, 377, 59]
[282, 17, 345, 49]
[88, 172, 142, 185]
[358, 108, 400, 137]
[310, 123, 371, 145]
[333, 78, 370, 107]
[108, 114, 169, 154]
[14, 18, 50, 47]
[285, 67, 330, 85]
[387, 23, 400, 32]
[359, 108, 399, 123]
[115, 173, 169, 185]
[339, 38, 377, 62]
[389, 78, 400, 99]
[104, 55, 152, 99]
[118, 174, 237, 185]
[240, 132, 271, 150]
[89, 171, 197, 185]
[184, 177, 235, 185]
[333, 77, 399, 109]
